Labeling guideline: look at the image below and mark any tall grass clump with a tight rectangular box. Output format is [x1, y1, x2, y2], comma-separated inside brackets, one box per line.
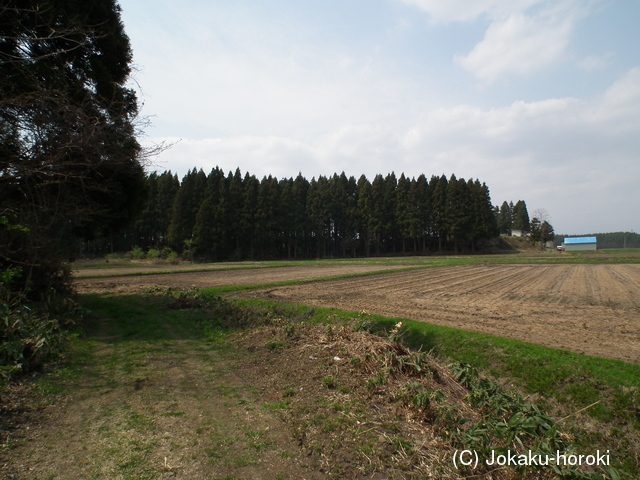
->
[0, 289, 84, 383]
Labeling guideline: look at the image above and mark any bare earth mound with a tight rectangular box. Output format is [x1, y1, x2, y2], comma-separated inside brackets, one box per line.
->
[247, 264, 640, 364]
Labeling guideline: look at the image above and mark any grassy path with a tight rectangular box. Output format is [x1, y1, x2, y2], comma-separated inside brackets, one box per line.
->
[2, 295, 316, 480]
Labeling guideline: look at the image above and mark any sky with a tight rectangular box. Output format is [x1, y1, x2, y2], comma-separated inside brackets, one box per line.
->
[118, 0, 640, 235]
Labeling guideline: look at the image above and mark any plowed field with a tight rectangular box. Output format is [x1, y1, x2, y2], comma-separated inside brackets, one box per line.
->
[74, 264, 413, 293]
[75, 263, 640, 363]
[251, 264, 640, 364]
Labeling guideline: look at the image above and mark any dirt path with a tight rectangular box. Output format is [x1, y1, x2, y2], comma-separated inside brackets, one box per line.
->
[245, 264, 640, 364]
[2, 297, 321, 479]
[2, 295, 462, 480]
[74, 264, 414, 294]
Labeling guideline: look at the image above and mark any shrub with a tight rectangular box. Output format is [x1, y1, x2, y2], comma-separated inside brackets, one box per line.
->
[0, 301, 69, 380]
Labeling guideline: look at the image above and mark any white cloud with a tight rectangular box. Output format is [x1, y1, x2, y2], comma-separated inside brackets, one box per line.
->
[399, 0, 592, 83]
[454, 6, 576, 82]
[398, 69, 640, 231]
[149, 67, 640, 184]
[127, 3, 422, 142]
[396, 0, 542, 24]
[597, 67, 640, 121]
[457, 17, 562, 81]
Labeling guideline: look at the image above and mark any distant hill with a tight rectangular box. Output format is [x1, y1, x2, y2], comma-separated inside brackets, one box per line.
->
[555, 232, 640, 249]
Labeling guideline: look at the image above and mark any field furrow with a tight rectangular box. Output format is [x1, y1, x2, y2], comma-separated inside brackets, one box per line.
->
[74, 264, 414, 293]
[247, 265, 640, 364]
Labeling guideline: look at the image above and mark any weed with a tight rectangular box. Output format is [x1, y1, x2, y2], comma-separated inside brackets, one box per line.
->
[366, 370, 388, 390]
[439, 369, 615, 479]
[321, 420, 340, 433]
[204, 326, 228, 344]
[233, 455, 253, 467]
[265, 341, 287, 351]
[0, 296, 79, 380]
[262, 401, 290, 412]
[249, 440, 273, 451]
[282, 322, 296, 337]
[338, 385, 350, 394]
[411, 391, 432, 409]
[324, 324, 335, 339]
[449, 362, 478, 388]
[322, 375, 338, 389]
[282, 385, 297, 397]
[351, 314, 374, 333]
[391, 437, 413, 453]
[162, 411, 186, 417]
[388, 321, 405, 343]
[245, 430, 263, 439]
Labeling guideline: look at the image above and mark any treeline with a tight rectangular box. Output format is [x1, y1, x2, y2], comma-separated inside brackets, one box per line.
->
[556, 232, 640, 249]
[93, 167, 500, 260]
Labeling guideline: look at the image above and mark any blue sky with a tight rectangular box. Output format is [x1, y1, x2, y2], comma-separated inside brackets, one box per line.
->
[119, 0, 640, 235]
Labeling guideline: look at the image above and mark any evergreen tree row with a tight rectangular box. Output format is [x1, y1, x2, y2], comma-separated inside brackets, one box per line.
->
[495, 200, 530, 235]
[104, 167, 500, 260]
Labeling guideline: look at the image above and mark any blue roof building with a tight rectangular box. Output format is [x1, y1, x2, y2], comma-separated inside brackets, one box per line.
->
[562, 237, 597, 251]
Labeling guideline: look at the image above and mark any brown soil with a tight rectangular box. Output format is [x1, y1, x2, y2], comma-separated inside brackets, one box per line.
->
[73, 265, 413, 294]
[244, 264, 640, 364]
[73, 263, 248, 277]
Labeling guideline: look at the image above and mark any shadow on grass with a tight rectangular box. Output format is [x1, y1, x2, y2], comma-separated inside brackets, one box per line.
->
[77, 293, 209, 344]
[76, 291, 285, 347]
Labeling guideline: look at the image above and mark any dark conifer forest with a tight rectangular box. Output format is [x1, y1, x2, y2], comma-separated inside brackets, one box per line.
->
[96, 167, 501, 260]
[1, 0, 147, 299]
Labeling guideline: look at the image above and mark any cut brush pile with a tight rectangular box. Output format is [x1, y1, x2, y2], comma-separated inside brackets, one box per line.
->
[230, 317, 617, 479]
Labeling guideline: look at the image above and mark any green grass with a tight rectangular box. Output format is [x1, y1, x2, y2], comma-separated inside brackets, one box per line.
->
[583, 248, 640, 254]
[262, 401, 291, 412]
[71, 290, 639, 476]
[77, 294, 206, 342]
